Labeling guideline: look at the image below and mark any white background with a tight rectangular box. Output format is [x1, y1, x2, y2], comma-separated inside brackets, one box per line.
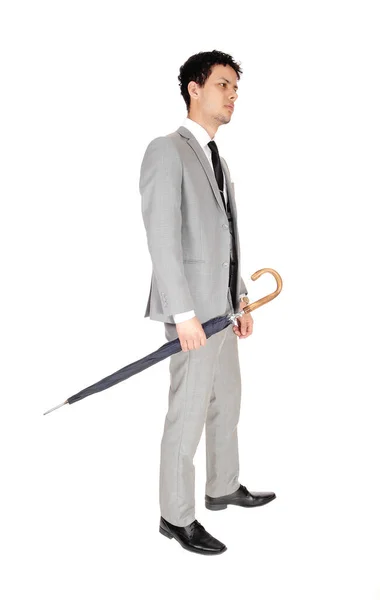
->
[1, 1, 379, 598]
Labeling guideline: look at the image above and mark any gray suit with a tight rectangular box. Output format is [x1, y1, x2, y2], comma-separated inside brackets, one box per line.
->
[139, 125, 247, 526]
[140, 126, 248, 325]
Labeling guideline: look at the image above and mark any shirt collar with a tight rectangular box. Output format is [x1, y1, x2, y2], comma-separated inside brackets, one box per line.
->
[182, 116, 214, 149]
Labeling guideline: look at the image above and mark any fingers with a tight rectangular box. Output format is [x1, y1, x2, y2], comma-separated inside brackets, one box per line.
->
[234, 318, 254, 338]
[177, 319, 207, 352]
[180, 334, 207, 352]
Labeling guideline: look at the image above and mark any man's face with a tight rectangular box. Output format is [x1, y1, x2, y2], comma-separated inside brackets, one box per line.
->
[190, 64, 239, 125]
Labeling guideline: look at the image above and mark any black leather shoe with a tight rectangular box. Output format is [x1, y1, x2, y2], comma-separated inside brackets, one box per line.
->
[205, 484, 276, 510]
[159, 516, 227, 555]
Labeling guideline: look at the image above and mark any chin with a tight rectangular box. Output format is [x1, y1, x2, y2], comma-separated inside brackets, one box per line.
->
[214, 112, 230, 125]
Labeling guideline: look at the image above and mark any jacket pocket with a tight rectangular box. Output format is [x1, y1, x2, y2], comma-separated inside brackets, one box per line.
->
[183, 258, 205, 263]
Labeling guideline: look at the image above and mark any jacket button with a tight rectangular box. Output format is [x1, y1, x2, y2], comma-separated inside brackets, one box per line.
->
[222, 262, 228, 267]
[222, 223, 228, 229]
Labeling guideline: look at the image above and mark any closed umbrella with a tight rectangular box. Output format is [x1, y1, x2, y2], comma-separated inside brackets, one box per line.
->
[43, 268, 282, 415]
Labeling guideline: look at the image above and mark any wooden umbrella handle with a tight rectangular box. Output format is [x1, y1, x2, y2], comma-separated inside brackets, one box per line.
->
[241, 268, 283, 314]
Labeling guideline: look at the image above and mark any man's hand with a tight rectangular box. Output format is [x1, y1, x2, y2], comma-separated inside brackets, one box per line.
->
[232, 300, 254, 339]
[176, 316, 207, 352]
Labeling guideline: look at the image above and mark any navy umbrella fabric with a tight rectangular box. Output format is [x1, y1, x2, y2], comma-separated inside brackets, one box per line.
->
[43, 268, 282, 416]
[44, 314, 232, 415]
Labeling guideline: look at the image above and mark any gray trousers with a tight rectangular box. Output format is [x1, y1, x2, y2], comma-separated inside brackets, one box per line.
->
[159, 289, 242, 526]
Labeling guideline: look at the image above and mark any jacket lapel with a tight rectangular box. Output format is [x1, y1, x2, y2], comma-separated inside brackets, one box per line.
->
[220, 157, 237, 221]
[177, 126, 226, 214]
[221, 156, 240, 264]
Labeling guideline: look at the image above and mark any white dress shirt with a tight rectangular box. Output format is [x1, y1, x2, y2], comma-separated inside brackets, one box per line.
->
[172, 117, 246, 323]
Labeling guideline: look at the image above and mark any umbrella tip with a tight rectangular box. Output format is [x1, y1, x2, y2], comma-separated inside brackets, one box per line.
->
[43, 400, 69, 415]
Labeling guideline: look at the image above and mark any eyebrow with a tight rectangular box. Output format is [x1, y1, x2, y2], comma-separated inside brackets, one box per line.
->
[218, 77, 238, 90]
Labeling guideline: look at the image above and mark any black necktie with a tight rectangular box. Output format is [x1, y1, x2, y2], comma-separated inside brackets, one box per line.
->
[208, 140, 226, 210]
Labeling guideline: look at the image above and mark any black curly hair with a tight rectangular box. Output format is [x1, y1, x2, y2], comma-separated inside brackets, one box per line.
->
[178, 50, 243, 112]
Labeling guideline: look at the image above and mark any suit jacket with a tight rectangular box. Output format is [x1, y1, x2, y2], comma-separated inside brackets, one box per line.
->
[139, 125, 248, 325]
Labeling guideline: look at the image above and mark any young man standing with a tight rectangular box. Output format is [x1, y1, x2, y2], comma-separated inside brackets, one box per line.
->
[139, 50, 276, 555]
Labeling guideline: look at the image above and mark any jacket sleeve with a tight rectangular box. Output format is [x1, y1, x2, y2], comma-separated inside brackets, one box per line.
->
[139, 136, 195, 317]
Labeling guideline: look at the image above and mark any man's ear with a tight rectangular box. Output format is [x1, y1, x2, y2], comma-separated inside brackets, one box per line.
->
[188, 81, 199, 101]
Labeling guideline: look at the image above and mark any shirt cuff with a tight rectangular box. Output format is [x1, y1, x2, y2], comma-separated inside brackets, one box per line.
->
[173, 310, 196, 323]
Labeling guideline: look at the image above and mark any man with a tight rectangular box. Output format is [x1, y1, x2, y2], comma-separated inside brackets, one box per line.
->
[139, 50, 276, 556]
